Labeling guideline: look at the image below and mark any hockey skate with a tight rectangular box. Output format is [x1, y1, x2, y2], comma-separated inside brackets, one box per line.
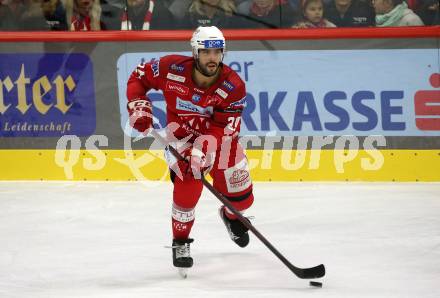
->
[172, 238, 194, 278]
[219, 206, 250, 248]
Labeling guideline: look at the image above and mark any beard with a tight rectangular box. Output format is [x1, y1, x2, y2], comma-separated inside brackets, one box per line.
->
[196, 60, 221, 77]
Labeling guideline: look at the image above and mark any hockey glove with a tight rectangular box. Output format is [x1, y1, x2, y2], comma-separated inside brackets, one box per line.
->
[184, 147, 209, 179]
[127, 97, 153, 133]
[165, 144, 214, 180]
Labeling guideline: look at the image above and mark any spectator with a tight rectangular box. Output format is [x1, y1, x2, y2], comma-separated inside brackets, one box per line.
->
[288, 0, 299, 9]
[41, 0, 67, 30]
[406, 0, 419, 10]
[324, 0, 375, 27]
[168, 0, 192, 21]
[65, 0, 102, 30]
[20, 0, 67, 30]
[374, 0, 424, 26]
[293, 0, 336, 27]
[236, 0, 298, 28]
[99, 0, 120, 29]
[180, 0, 238, 29]
[103, 0, 123, 9]
[288, 0, 333, 10]
[415, 0, 439, 25]
[118, 0, 175, 30]
[0, 0, 24, 30]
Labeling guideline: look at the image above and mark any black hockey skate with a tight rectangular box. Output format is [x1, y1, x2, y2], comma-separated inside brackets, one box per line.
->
[219, 207, 250, 248]
[172, 238, 194, 278]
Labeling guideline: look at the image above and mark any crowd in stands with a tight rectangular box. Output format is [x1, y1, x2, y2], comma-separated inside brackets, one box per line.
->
[0, 0, 437, 31]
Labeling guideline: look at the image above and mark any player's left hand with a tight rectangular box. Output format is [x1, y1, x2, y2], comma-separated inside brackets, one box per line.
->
[127, 97, 153, 133]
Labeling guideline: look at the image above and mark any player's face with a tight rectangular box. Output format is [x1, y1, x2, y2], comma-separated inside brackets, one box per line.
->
[304, 1, 323, 23]
[196, 48, 223, 77]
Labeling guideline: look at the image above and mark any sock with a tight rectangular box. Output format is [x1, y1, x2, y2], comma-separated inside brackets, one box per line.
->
[172, 203, 195, 240]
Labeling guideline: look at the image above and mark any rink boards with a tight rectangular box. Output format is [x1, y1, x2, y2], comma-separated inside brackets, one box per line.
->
[0, 29, 439, 181]
[1, 149, 439, 181]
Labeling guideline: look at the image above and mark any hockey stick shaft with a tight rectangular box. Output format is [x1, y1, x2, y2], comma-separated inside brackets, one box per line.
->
[149, 129, 325, 279]
[200, 174, 325, 279]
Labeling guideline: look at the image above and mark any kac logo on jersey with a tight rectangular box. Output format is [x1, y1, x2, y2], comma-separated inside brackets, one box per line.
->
[204, 40, 224, 49]
[192, 94, 201, 103]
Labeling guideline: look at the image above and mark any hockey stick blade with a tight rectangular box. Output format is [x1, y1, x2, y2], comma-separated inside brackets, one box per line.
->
[292, 264, 325, 279]
[148, 129, 326, 280]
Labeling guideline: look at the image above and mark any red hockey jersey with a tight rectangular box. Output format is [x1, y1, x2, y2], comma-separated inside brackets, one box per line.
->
[127, 55, 247, 150]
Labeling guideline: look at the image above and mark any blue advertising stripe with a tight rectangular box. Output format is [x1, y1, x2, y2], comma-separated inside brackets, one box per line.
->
[0, 53, 96, 137]
[117, 50, 440, 137]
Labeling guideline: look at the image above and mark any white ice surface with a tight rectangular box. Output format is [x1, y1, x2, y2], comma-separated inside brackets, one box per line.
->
[0, 181, 439, 298]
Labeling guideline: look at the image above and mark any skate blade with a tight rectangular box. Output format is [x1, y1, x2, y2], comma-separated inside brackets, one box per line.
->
[178, 268, 188, 279]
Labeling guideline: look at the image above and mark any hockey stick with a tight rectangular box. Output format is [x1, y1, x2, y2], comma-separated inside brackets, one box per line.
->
[149, 129, 325, 279]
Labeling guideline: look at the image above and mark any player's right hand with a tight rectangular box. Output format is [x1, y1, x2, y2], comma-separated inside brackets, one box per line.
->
[191, 147, 212, 178]
[165, 145, 213, 180]
[127, 97, 153, 133]
[179, 147, 208, 179]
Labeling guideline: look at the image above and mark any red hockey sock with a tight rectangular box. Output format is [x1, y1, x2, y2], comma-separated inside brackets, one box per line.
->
[171, 176, 203, 239]
[172, 217, 195, 240]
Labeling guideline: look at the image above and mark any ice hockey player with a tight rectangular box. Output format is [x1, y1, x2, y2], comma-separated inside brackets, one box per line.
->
[126, 26, 254, 274]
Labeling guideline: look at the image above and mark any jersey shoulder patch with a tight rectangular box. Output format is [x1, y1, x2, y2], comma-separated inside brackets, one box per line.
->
[218, 67, 246, 109]
[222, 64, 246, 89]
[154, 55, 191, 78]
[159, 55, 193, 83]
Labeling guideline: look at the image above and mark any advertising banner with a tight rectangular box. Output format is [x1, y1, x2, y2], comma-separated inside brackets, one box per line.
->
[117, 50, 439, 137]
[0, 53, 96, 137]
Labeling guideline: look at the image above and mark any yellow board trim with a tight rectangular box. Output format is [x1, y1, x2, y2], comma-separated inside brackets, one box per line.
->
[1, 149, 439, 181]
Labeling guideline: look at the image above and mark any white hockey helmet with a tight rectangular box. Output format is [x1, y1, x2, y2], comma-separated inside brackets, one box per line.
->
[190, 26, 226, 58]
